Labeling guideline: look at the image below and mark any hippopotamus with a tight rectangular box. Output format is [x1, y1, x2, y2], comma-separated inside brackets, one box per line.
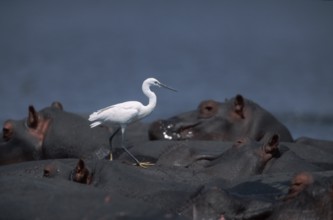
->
[268, 171, 333, 220]
[118, 133, 323, 183]
[0, 156, 289, 220]
[203, 134, 280, 179]
[180, 184, 274, 220]
[180, 171, 333, 220]
[0, 158, 211, 218]
[0, 144, 332, 220]
[0, 102, 112, 165]
[148, 94, 293, 142]
[0, 159, 187, 220]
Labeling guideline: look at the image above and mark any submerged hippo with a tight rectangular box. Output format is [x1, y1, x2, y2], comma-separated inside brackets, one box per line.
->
[149, 94, 293, 142]
[269, 171, 333, 220]
[180, 171, 333, 220]
[0, 102, 111, 165]
[1, 137, 332, 220]
[0, 157, 288, 220]
[0, 159, 187, 220]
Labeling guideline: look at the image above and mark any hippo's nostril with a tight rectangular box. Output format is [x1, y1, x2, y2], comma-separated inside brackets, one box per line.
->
[43, 169, 50, 177]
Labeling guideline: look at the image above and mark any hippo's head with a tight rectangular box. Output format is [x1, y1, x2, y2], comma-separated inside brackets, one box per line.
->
[149, 94, 293, 142]
[204, 134, 281, 181]
[0, 102, 110, 165]
[0, 104, 55, 164]
[43, 159, 93, 185]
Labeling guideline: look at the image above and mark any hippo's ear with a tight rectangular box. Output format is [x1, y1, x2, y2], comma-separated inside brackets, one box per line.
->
[234, 94, 245, 119]
[51, 101, 63, 110]
[76, 159, 85, 172]
[73, 159, 92, 184]
[263, 134, 279, 153]
[27, 105, 39, 129]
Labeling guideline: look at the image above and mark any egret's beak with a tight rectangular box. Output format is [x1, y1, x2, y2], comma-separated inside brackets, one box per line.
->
[159, 82, 177, 92]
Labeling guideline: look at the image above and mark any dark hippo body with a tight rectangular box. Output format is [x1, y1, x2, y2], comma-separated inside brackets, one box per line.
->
[0, 158, 287, 220]
[1, 98, 332, 219]
[1, 135, 333, 219]
[295, 137, 333, 149]
[281, 140, 333, 171]
[148, 94, 293, 142]
[181, 185, 274, 220]
[0, 103, 111, 165]
[124, 134, 324, 182]
[181, 171, 333, 220]
[0, 159, 186, 220]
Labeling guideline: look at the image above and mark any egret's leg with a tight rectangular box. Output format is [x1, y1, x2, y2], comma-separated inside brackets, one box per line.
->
[120, 126, 154, 168]
[120, 126, 141, 165]
[108, 127, 120, 161]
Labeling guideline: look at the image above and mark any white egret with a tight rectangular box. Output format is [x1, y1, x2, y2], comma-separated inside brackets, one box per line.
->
[88, 78, 176, 168]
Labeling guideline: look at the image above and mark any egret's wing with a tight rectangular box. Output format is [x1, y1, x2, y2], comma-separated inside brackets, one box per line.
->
[89, 101, 142, 124]
[89, 104, 115, 122]
[96, 105, 115, 114]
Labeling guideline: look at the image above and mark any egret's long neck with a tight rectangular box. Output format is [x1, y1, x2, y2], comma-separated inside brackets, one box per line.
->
[142, 83, 157, 114]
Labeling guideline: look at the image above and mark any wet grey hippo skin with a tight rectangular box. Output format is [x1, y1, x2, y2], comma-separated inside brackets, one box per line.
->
[148, 94, 293, 142]
[0, 102, 111, 165]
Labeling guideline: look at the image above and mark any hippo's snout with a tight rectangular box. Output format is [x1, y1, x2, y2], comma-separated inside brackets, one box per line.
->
[149, 119, 201, 140]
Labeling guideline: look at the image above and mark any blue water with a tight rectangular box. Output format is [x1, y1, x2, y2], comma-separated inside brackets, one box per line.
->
[1, 0, 332, 140]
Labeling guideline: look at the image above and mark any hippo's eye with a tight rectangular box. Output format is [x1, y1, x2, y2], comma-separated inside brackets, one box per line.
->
[235, 139, 243, 145]
[198, 100, 218, 119]
[205, 106, 213, 111]
[233, 137, 249, 148]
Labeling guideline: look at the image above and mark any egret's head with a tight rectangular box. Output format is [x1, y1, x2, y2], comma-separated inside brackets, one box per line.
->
[145, 78, 161, 87]
[144, 77, 177, 92]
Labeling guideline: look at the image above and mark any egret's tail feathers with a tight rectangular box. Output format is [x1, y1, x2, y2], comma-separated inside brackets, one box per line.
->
[88, 112, 99, 122]
[90, 121, 102, 128]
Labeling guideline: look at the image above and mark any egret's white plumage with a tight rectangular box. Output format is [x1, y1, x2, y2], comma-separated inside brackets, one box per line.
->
[88, 77, 176, 167]
[89, 101, 151, 128]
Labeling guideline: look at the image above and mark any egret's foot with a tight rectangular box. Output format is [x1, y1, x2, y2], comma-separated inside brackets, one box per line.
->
[135, 162, 155, 168]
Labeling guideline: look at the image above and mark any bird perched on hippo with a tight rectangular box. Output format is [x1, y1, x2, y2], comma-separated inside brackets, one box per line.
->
[148, 94, 293, 142]
[88, 77, 176, 168]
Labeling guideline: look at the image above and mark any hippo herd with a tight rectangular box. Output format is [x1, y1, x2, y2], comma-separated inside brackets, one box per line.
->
[1, 94, 332, 219]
